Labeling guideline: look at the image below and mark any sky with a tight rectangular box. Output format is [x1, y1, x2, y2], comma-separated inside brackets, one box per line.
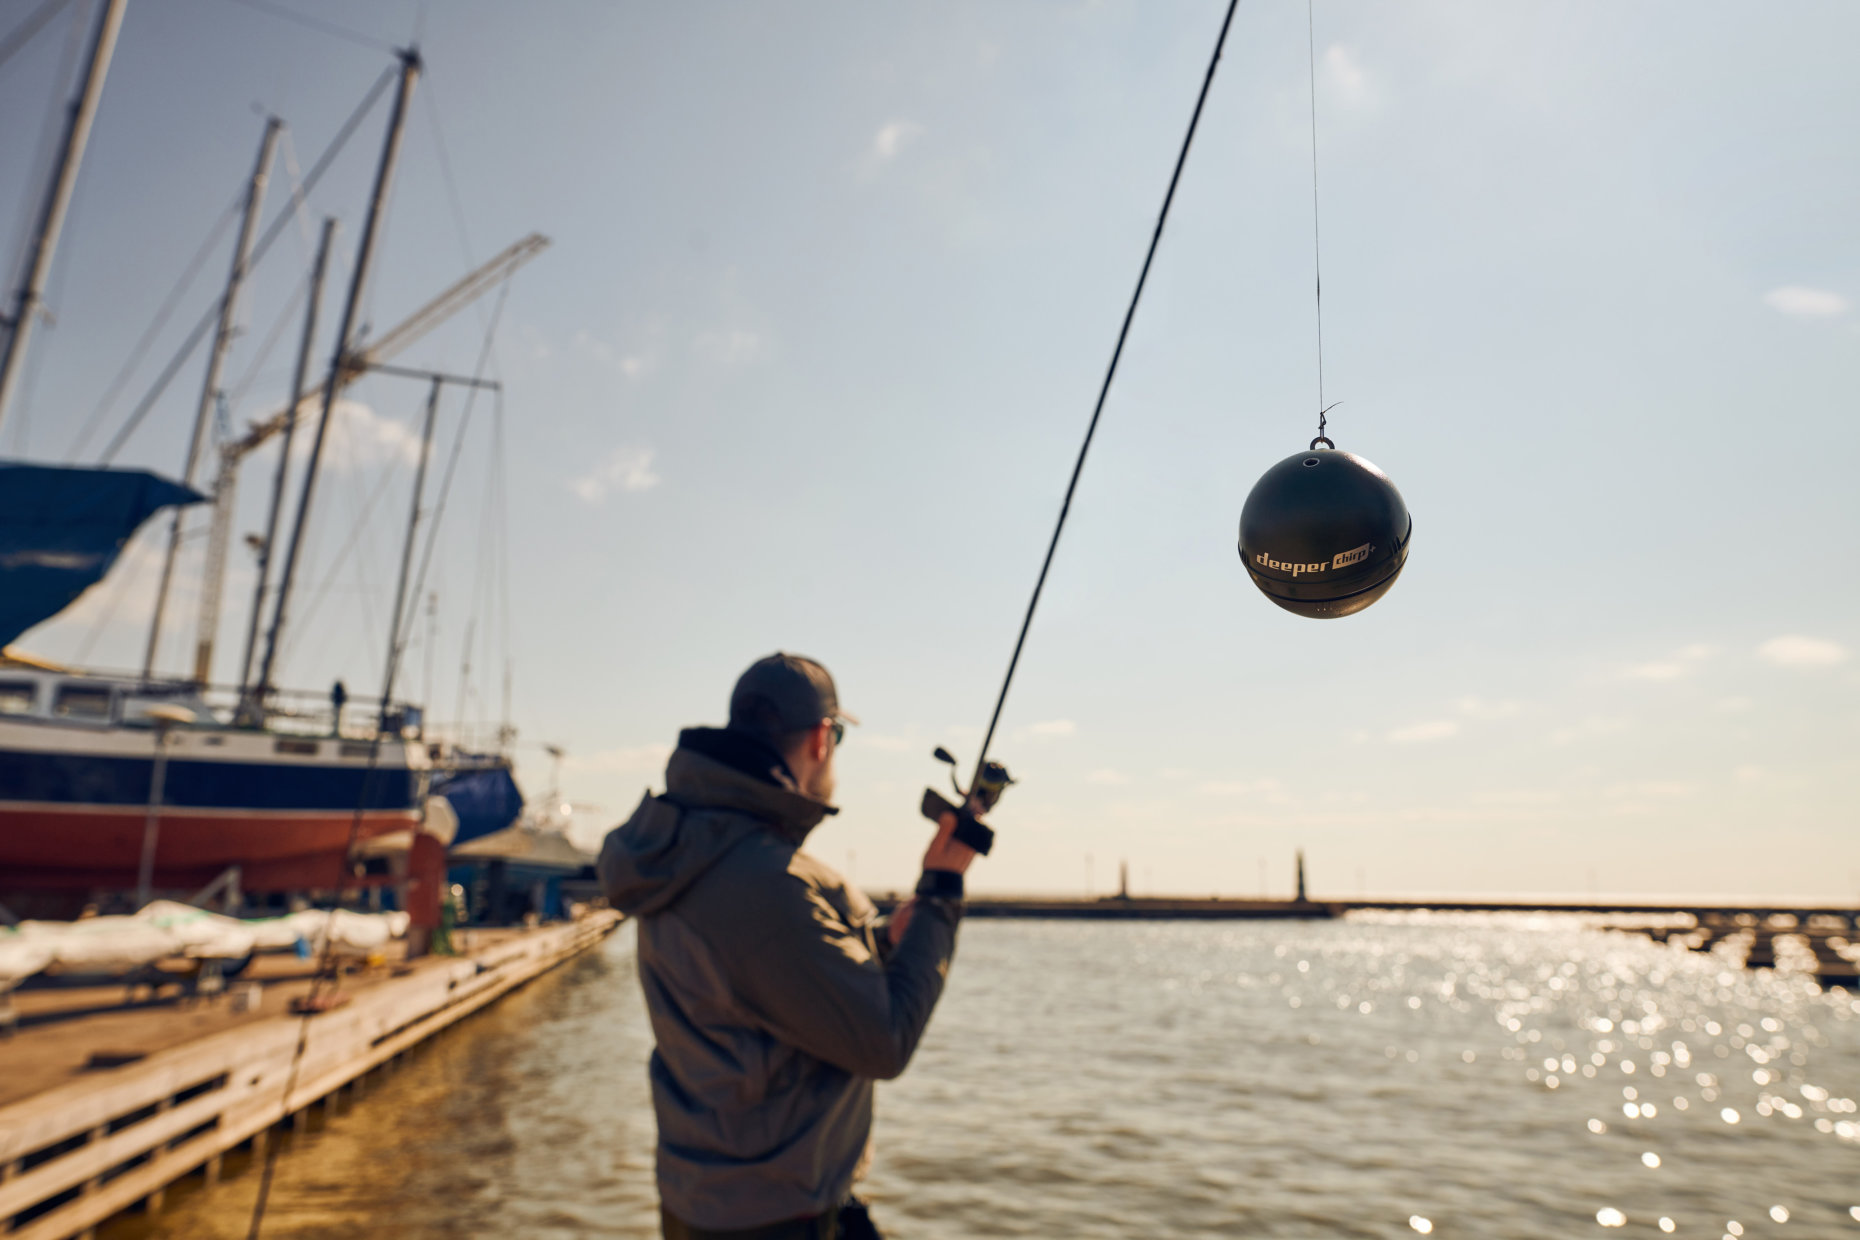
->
[1, 0, 1855, 901]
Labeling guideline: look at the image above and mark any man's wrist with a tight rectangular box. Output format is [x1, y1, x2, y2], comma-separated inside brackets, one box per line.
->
[914, 869, 964, 899]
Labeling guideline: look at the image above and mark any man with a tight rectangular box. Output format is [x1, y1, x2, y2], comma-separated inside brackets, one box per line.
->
[598, 653, 980, 1239]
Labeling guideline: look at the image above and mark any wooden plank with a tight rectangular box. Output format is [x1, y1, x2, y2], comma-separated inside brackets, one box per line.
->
[0, 913, 620, 1240]
[0, 1085, 233, 1219]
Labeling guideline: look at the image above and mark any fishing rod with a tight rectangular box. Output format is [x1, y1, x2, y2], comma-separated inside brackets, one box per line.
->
[922, 0, 1413, 851]
[919, 0, 1243, 852]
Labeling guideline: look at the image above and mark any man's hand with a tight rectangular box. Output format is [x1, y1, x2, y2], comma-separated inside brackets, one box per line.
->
[887, 898, 916, 947]
[923, 810, 979, 875]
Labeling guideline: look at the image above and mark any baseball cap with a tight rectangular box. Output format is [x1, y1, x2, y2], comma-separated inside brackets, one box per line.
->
[729, 653, 859, 734]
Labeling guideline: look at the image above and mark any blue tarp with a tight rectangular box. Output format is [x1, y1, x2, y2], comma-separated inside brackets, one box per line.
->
[430, 756, 525, 845]
[0, 462, 204, 648]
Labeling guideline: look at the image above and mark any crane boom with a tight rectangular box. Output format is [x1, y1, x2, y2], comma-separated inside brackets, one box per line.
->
[189, 231, 549, 684]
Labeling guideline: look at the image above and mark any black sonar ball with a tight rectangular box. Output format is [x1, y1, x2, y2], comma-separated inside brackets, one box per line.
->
[1238, 445, 1412, 619]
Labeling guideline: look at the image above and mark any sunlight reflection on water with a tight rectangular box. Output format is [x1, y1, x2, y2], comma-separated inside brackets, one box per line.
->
[119, 915, 1860, 1239]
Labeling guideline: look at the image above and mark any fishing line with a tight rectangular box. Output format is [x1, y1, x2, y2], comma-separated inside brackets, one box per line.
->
[968, 0, 1241, 789]
[1235, 2, 1412, 620]
[1305, 0, 1335, 444]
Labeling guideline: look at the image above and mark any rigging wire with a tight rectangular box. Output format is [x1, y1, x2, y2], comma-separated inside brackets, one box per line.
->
[393, 280, 510, 677]
[90, 66, 396, 464]
[4, 0, 86, 323]
[421, 78, 478, 275]
[0, 0, 72, 76]
[220, 0, 396, 55]
[270, 452, 400, 668]
[419, 72, 517, 740]
[62, 200, 244, 459]
[224, 266, 312, 409]
[969, 0, 1241, 789]
[275, 129, 321, 256]
[4, 0, 81, 266]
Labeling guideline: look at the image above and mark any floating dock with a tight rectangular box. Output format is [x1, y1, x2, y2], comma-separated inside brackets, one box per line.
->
[0, 910, 622, 1240]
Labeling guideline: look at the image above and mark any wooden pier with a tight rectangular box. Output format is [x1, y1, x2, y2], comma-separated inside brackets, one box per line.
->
[0, 910, 621, 1240]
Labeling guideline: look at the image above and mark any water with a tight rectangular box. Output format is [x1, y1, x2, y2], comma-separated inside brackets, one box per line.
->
[115, 916, 1860, 1239]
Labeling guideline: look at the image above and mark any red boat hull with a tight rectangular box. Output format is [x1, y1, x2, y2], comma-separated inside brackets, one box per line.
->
[0, 803, 420, 891]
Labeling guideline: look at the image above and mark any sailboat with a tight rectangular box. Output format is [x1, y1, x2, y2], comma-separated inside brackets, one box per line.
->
[0, 4, 539, 919]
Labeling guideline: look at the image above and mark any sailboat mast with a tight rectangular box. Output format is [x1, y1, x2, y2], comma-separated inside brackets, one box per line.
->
[143, 115, 282, 681]
[235, 215, 336, 713]
[379, 376, 442, 723]
[254, 49, 421, 712]
[0, 0, 127, 438]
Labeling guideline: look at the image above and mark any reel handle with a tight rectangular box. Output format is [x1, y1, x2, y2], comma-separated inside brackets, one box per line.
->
[920, 787, 995, 857]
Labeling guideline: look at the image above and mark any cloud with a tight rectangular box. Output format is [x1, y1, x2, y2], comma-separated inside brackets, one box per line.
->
[872, 120, 924, 161]
[1087, 768, 1130, 786]
[321, 399, 422, 472]
[1549, 715, 1629, 746]
[569, 322, 664, 377]
[693, 329, 768, 366]
[1623, 642, 1717, 681]
[1756, 634, 1849, 669]
[564, 742, 671, 774]
[1763, 285, 1849, 319]
[1602, 780, 1694, 802]
[1471, 788, 1563, 807]
[1713, 696, 1753, 713]
[1323, 46, 1375, 107]
[1455, 696, 1521, 719]
[855, 733, 911, 752]
[1198, 777, 1286, 799]
[570, 447, 660, 502]
[1388, 719, 1458, 744]
[1016, 718, 1076, 741]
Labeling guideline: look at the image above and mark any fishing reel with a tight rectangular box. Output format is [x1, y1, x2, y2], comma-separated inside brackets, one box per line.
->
[919, 746, 1013, 856]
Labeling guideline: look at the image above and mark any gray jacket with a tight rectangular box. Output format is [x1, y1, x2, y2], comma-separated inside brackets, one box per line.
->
[597, 728, 962, 1229]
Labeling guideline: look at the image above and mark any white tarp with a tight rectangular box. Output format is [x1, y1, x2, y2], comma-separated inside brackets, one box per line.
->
[0, 902, 410, 991]
[0, 934, 54, 994]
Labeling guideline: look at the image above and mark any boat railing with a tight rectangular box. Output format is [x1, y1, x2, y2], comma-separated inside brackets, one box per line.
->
[1, 663, 426, 739]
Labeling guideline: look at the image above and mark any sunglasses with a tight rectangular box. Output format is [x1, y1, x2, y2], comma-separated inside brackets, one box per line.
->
[829, 720, 845, 747]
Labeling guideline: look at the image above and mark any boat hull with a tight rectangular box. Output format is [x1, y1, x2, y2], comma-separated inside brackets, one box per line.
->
[0, 803, 420, 890]
[0, 713, 429, 895]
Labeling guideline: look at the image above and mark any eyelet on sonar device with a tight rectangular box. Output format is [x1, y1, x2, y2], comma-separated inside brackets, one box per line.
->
[1238, 437, 1412, 619]
[919, 746, 1012, 856]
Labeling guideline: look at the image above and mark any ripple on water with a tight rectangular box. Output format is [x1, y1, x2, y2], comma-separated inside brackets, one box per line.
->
[118, 916, 1860, 1240]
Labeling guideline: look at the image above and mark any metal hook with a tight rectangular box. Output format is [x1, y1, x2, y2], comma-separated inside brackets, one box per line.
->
[1309, 435, 1335, 450]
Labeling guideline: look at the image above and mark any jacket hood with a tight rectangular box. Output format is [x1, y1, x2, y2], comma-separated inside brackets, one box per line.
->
[597, 728, 835, 917]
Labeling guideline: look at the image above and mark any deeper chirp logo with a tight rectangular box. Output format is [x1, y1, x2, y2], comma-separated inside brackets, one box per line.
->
[1253, 542, 1375, 576]
[1331, 542, 1374, 569]
[1254, 552, 1328, 576]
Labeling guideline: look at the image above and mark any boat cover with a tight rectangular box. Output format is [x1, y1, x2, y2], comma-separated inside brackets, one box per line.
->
[0, 902, 411, 991]
[431, 756, 525, 844]
[0, 462, 204, 648]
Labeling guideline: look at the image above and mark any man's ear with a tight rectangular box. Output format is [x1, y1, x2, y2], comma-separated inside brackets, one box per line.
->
[813, 720, 833, 762]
